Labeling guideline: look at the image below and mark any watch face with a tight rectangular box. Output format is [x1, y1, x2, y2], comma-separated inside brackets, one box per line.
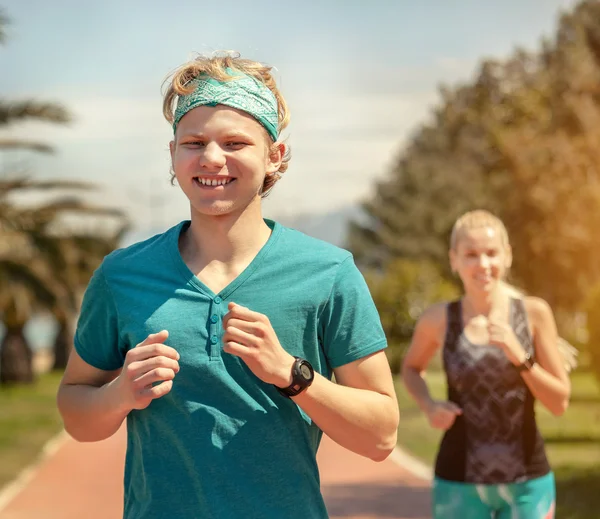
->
[300, 364, 312, 380]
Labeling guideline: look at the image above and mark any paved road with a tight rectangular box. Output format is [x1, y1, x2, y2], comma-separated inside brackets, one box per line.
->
[0, 427, 432, 519]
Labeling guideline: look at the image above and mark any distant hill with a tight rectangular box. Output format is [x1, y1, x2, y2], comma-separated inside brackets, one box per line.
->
[121, 205, 365, 250]
[274, 205, 365, 248]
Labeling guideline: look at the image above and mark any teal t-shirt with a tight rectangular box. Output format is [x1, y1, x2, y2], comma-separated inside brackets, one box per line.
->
[74, 219, 387, 519]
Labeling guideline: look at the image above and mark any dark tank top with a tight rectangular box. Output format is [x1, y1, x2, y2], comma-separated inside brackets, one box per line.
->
[434, 298, 550, 484]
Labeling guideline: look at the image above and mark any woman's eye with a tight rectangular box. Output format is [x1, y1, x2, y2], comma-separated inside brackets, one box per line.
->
[226, 142, 247, 148]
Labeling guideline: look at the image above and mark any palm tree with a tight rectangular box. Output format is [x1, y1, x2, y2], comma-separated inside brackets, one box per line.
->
[0, 12, 128, 383]
[0, 178, 128, 382]
[0, 11, 71, 148]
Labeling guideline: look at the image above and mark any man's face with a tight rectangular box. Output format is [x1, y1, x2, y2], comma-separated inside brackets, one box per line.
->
[170, 105, 280, 218]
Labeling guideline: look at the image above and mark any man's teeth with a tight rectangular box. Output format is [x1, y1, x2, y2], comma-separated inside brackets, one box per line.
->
[196, 177, 233, 186]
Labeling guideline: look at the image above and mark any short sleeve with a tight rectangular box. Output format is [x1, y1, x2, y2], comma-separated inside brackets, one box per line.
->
[319, 256, 387, 368]
[73, 263, 126, 371]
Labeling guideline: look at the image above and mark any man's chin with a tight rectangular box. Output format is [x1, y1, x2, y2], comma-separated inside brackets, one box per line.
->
[191, 201, 237, 218]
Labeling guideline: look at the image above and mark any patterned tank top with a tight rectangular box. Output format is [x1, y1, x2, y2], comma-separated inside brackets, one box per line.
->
[434, 298, 550, 484]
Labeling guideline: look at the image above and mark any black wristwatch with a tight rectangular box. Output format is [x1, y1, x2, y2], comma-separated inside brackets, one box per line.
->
[516, 352, 536, 372]
[275, 357, 314, 398]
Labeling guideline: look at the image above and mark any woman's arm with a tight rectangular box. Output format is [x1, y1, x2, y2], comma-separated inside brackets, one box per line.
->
[402, 304, 462, 430]
[521, 297, 571, 415]
[489, 296, 571, 416]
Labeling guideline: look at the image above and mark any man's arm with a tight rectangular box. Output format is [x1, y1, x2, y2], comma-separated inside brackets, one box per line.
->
[57, 349, 128, 442]
[292, 350, 399, 462]
[57, 330, 180, 442]
[223, 302, 399, 462]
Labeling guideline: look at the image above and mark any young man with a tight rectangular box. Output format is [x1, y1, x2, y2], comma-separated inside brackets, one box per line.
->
[57, 54, 399, 519]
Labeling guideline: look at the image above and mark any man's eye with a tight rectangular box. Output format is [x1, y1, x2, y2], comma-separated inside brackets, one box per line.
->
[226, 142, 247, 147]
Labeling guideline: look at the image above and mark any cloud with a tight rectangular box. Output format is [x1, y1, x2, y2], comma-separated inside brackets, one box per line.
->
[1, 88, 440, 231]
[435, 56, 478, 77]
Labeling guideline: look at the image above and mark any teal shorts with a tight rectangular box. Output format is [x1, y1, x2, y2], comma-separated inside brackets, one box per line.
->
[432, 472, 555, 519]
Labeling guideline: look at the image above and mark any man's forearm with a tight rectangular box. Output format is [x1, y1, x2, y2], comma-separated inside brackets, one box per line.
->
[292, 373, 399, 462]
[57, 380, 130, 442]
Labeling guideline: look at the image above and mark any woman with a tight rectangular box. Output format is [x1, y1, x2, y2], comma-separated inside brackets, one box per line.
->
[402, 209, 570, 518]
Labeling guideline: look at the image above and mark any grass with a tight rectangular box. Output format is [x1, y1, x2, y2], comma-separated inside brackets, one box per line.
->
[395, 369, 600, 519]
[0, 371, 64, 490]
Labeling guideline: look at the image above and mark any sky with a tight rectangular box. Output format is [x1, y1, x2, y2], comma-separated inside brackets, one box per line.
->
[0, 0, 578, 238]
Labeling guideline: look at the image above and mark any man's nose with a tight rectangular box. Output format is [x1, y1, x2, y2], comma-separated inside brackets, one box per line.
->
[199, 142, 226, 169]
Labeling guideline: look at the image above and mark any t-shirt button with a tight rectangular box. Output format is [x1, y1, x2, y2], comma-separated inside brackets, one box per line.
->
[210, 314, 218, 324]
[214, 296, 222, 304]
[211, 335, 218, 344]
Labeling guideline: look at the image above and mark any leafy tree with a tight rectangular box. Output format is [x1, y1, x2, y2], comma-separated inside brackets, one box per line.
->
[349, 0, 600, 320]
[365, 259, 458, 372]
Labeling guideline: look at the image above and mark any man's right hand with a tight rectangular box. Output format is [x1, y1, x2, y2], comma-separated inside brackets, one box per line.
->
[115, 330, 180, 411]
[425, 400, 462, 430]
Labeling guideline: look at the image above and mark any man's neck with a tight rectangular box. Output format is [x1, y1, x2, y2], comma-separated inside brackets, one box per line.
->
[180, 199, 272, 276]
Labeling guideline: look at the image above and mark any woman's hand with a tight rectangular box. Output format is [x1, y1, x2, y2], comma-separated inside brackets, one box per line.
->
[425, 400, 462, 430]
[488, 319, 527, 366]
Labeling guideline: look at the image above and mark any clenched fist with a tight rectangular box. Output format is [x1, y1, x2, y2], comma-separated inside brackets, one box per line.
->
[115, 330, 180, 411]
[425, 400, 462, 430]
[222, 302, 295, 388]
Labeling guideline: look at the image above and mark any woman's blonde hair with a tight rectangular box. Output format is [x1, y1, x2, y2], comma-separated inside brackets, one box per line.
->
[450, 209, 510, 251]
[162, 52, 291, 196]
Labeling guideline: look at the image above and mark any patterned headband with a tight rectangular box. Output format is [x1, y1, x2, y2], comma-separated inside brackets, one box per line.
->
[173, 68, 279, 141]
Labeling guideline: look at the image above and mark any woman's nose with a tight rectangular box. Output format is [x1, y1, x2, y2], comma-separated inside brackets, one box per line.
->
[478, 254, 490, 268]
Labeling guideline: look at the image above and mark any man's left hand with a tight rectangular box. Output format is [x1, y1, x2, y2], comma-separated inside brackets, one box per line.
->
[223, 302, 295, 387]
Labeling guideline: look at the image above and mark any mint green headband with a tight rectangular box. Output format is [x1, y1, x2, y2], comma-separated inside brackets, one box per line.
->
[173, 69, 279, 141]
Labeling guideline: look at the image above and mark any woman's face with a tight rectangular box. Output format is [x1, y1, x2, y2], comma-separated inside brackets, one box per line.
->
[450, 225, 512, 294]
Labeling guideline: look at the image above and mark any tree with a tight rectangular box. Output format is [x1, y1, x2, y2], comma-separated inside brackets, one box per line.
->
[0, 178, 127, 382]
[0, 13, 127, 383]
[365, 259, 458, 373]
[348, 0, 600, 319]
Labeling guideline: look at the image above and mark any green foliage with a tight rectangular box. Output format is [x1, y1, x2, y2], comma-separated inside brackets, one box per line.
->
[365, 259, 458, 372]
[348, 0, 600, 314]
[0, 372, 64, 488]
[584, 283, 600, 385]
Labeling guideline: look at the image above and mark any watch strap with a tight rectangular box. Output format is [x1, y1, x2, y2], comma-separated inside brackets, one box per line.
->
[516, 353, 535, 372]
[275, 357, 314, 398]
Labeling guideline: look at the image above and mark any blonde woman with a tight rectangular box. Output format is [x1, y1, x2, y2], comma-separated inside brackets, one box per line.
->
[402, 210, 570, 518]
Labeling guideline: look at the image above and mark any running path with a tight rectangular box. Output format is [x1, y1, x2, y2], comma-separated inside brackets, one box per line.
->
[0, 427, 432, 519]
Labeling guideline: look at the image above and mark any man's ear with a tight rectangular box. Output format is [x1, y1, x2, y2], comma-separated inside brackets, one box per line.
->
[266, 142, 285, 175]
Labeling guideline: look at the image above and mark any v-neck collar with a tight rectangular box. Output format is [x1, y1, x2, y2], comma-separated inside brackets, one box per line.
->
[168, 219, 282, 299]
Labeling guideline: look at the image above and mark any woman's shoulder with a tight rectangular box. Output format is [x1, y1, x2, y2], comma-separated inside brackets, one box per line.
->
[523, 296, 554, 323]
[418, 301, 453, 334]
